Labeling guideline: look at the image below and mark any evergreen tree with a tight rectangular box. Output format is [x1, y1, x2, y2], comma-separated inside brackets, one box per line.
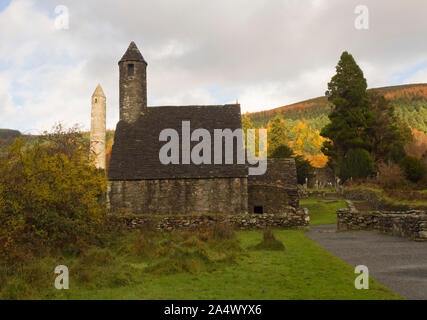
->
[267, 115, 288, 156]
[321, 51, 374, 178]
[368, 92, 413, 163]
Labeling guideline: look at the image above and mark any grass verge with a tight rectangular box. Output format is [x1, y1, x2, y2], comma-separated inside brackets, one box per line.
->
[0, 228, 401, 300]
[300, 198, 347, 226]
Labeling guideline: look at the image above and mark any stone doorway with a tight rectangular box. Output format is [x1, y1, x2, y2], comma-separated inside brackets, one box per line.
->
[254, 206, 263, 214]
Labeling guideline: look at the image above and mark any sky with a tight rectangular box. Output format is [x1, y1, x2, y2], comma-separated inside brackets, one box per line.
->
[0, 0, 426, 133]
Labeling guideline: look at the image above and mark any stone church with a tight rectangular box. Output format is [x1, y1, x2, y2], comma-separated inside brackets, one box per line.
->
[105, 42, 298, 215]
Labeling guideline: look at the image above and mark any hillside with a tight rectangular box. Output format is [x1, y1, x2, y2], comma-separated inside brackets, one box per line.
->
[245, 83, 427, 134]
[2, 84, 427, 168]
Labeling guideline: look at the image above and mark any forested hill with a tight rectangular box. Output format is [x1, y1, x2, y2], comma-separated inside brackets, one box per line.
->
[245, 83, 427, 134]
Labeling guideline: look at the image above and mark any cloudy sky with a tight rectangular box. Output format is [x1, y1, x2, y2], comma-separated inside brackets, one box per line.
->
[0, 0, 426, 133]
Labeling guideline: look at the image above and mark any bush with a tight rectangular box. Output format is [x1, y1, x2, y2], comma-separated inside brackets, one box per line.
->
[0, 137, 108, 260]
[269, 145, 294, 158]
[377, 161, 407, 189]
[295, 155, 314, 185]
[388, 144, 407, 164]
[339, 148, 374, 181]
[399, 156, 427, 183]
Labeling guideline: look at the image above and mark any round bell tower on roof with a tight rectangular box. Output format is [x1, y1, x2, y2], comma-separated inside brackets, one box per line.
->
[118, 41, 147, 123]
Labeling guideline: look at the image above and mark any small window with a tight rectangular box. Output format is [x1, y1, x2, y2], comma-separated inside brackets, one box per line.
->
[254, 206, 263, 214]
[94, 98, 97, 103]
[128, 64, 134, 76]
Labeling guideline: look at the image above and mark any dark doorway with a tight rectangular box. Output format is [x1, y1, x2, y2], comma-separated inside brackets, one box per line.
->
[254, 206, 263, 214]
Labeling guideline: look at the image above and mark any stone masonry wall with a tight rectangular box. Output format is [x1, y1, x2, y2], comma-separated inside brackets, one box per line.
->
[337, 207, 427, 241]
[111, 210, 310, 231]
[108, 177, 248, 215]
[248, 158, 299, 213]
[248, 185, 298, 213]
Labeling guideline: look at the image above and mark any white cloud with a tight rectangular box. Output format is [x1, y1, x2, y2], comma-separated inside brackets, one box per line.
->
[0, 0, 426, 132]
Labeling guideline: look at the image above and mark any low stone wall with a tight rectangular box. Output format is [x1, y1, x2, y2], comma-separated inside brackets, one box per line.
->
[111, 209, 310, 231]
[337, 207, 427, 241]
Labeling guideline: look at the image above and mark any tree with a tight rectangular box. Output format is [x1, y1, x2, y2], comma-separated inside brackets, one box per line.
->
[368, 92, 412, 163]
[399, 156, 426, 183]
[321, 51, 374, 179]
[267, 115, 288, 156]
[339, 148, 374, 181]
[269, 145, 294, 158]
[40, 122, 89, 160]
[242, 116, 255, 132]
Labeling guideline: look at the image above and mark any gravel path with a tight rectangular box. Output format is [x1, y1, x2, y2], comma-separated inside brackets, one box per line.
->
[306, 224, 427, 300]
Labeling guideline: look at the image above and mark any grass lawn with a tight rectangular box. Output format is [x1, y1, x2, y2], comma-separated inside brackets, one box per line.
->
[12, 229, 401, 300]
[300, 198, 347, 226]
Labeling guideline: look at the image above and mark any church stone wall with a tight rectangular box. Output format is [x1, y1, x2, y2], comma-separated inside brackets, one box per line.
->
[247, 158, 299, 214]
[108, 177, 248, 215]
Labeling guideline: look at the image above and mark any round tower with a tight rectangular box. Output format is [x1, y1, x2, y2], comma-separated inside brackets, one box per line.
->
[90, 84, 106, 170]
[118, 41, 147, 123]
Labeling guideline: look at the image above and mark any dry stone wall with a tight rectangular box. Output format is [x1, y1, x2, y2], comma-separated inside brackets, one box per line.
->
[337, 207, 427, 241]
[111, 210, 310, 231]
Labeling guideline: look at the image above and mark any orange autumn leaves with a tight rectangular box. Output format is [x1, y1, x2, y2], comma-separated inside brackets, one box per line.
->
[288, 120, 328, 168]
[260, 116, 328, 168]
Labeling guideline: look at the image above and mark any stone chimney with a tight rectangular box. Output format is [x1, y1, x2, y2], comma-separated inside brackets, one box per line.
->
[90, 84, 106, 170]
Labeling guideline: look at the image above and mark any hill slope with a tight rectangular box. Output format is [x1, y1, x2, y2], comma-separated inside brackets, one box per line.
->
[245, 83, 427, 134]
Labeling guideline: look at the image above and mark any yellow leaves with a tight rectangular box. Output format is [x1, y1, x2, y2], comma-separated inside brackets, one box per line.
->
[0, 138, 108, 254]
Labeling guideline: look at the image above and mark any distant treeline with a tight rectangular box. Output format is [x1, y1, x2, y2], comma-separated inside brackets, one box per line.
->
[0, 129, 21, 139]
[245, 84, 427, 135]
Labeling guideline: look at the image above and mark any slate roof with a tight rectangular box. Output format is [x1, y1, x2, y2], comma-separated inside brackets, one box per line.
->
[108, 104, 247, 180]
[119, 41, 147, 64]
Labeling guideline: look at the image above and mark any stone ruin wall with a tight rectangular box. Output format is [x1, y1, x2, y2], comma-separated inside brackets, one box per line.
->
[248, 158, 299, 214]
[337, 202, 427, 241]
[108, 177, 248, 215]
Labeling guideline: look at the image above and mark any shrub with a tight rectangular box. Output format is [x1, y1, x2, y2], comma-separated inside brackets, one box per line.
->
[295, 155, 314, 185]
[0, 137, 108, 260]
[399, 156, 427, 183]
[377, 161, 407, 189]
[339, 148, 374, 181]
[388, 144, 407, 164]
[269, 145, 294, 158]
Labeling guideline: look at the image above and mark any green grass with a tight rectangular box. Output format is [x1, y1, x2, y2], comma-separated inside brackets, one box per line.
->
[0, 229, 401, 300]
[346, 185, 427, 208]
[300, 198, 347, 226]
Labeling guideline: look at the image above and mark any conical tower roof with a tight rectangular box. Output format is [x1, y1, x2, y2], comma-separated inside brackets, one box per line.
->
[119, 41, 147, 64]
[92, 84, 105, 97]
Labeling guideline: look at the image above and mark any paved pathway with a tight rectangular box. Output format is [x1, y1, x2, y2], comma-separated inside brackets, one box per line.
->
[306, 224, 427, 300]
